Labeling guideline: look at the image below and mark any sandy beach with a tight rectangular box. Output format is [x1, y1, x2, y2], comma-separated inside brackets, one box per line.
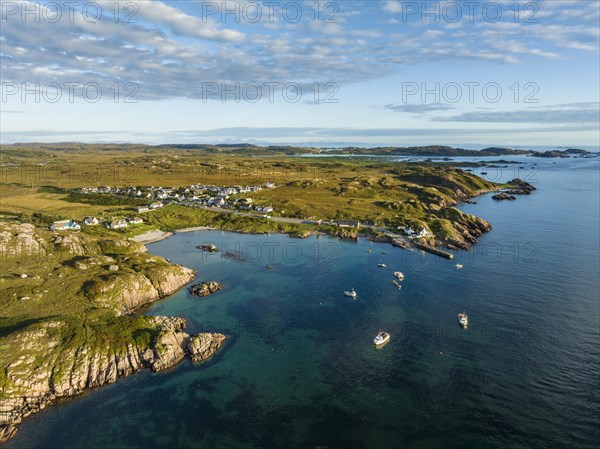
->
[130, 230, 173, 244]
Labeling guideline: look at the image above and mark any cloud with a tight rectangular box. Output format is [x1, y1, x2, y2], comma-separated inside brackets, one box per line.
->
[382, 1, 402, 14]
[432, 103, 600, 124]
[385, 103, 456, 114]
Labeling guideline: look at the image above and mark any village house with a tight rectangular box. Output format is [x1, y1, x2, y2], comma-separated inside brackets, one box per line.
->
[50, 220, 81, 231]
[105, 219, 128, 229]
[82, 216, 99, 226]
[149, 202, 163, 209]
[137, 206, 149, 213]
[126, 217, 143, 225]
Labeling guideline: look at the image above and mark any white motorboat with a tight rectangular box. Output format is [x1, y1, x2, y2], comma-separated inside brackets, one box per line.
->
[373, 331, 390, 346]
[458, 311, 468, 327]
[393, 271, 404, 280]
[344, 288, 357, 299]
[456, 264, 463, 269]
[378, 263, 387, 268]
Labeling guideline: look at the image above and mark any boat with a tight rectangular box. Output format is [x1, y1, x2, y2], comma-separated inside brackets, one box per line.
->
[373, 331, 390, 346]
[344, 288, 357, 299]
[378, 263, 387, 268]
[367, 249, 372, 253]
[455, 264, 463, 269]
[458, 311, 468, 327]
[393, 271, 404, 280]
[392, 280, 402, 289]
[481, 171, 488, 175]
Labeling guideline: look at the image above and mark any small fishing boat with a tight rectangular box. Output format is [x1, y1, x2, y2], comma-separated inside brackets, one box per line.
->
[344, 288, 357, 299]
[392, 280, 402, 289]
[367, 249, 372, 253]
[455, 264, 463, 269]
[458, 311, 468, 327]
[378, 263, 387, 268]
[374, 331, 390, 346]
[393, 271, 404, 280]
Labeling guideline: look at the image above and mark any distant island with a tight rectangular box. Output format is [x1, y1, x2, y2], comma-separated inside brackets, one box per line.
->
[1, 142, 596, 158]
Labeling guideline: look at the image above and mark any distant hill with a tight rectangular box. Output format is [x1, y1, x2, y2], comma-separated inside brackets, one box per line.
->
[0, 142, 594, 158]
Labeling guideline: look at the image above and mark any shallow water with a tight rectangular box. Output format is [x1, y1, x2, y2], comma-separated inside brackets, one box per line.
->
[7, 156, 599, 449]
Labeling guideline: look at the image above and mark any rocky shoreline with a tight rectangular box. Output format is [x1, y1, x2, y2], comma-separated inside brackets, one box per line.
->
[0, 225, 227, 443]
[0, 315, 226, 442]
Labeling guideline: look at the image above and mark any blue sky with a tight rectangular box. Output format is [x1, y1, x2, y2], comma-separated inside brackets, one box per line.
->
[1, 0, 599, 147]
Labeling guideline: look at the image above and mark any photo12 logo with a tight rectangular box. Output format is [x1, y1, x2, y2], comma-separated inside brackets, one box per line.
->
[401, 81, 539, 104]
[198, 1, 339, 24]
[1, 81, 139, 103]
[1, 1, 139, 24]
[200, 82, 339, 104]
[393, 1, 539, 24]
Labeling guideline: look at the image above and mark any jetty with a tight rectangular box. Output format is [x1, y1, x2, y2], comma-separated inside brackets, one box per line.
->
[414, 242, 454, 259]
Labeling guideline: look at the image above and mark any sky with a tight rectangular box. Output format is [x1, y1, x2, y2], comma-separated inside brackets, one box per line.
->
[1, 0, 599, 148]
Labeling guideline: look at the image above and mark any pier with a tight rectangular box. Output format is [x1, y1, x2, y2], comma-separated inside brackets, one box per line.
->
[414, 242, 455, 259]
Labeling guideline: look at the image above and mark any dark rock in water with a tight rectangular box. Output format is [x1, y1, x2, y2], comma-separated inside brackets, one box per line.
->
[492, 193, 516, 201]
[196, 244, 218, 253]
[507, 179, 536, 193]
[189, 281, 224, 297]
[221, 251, 246, 262]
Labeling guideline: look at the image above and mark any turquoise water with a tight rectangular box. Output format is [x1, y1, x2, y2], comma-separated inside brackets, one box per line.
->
[6, 157, 599, 449]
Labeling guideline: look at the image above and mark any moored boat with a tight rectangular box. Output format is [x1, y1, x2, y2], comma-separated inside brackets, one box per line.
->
[458, 311, 468, 327]
[378, 263, 387, 268]
[344, 288, 357, 299]
[393, 271, 404, 280]
[455, 264, 463, 269]
[374, 331, 390, 346]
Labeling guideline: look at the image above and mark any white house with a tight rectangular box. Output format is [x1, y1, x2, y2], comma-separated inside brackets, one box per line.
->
[149, 202, 163, 209]
[415, 227, 430, 238]
[50, 220, 81, 231]
[263, 206, 274, 213]
[137, 206, 149, 213]
[106, 219, 128, 229]
[127, 217, 143, 224]
[83, 216, 99, 226]
[265, 182, 276, 189]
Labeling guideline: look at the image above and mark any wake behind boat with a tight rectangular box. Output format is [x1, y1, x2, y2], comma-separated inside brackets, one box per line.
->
[374, 331, 390, 347]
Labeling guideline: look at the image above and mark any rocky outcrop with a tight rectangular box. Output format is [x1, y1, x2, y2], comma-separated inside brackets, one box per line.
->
[0, 316, 226, 443]
[84, 265, 194, 314]
[196, 244, 218, 252]
[187, 333, 227, 362]
[492, 192, 516, 201]
[189, 281, 224, 298]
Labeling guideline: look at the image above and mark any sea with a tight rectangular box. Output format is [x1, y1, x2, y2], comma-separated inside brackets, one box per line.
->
[6, 155, 599, 449]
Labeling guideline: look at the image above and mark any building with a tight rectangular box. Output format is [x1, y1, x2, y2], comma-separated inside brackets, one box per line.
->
[137, 206, 149, 213]
[50, 220, 81, 231]
[82, 217, 99, 226]
[338, 220, 361, 229]
[149, 202, 163, 209]
[127, 217, 143, 225]
[415, 227, 430, 238]
[265, 182, 276, 189]
[105, 219, 128, 229]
